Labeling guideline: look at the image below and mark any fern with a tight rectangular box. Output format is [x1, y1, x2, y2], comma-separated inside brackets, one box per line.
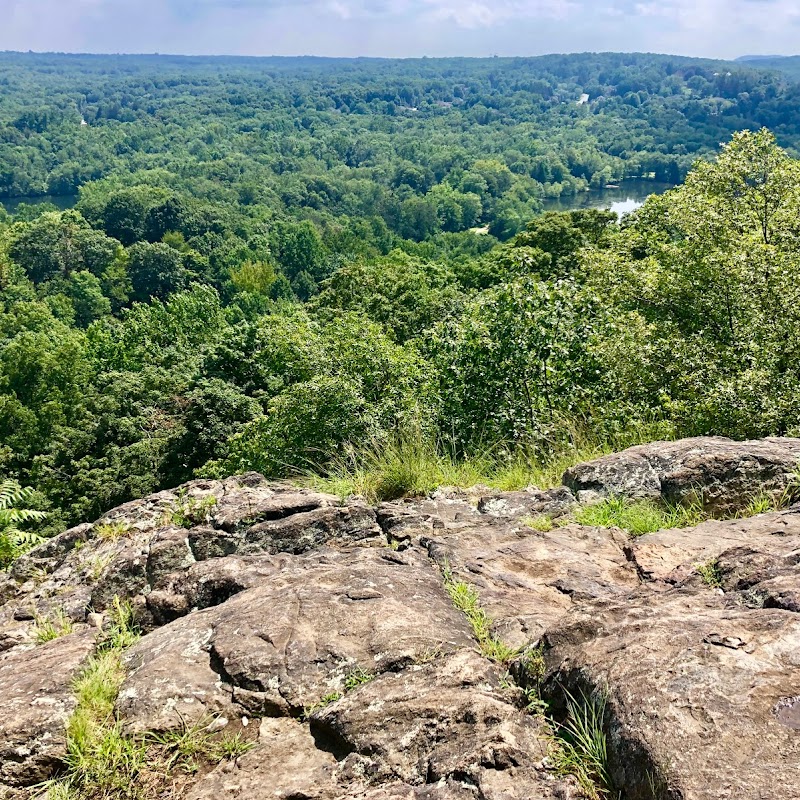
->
[0, 479, 47, 568]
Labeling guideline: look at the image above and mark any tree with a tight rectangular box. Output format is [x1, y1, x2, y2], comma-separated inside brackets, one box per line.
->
[8, 211, 118, 284]
[127, 242, 189, 302]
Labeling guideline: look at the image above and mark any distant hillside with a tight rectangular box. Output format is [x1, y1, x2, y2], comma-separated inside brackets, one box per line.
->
[735, 55, 788, 62]
[736, 55, 800, 80]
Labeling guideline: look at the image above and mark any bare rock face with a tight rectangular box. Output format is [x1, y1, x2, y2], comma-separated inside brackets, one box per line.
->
[310, 650, 563, 796]
[0, 631, 95, 788]
[425, 519, 638, 647]
[188, 651, 573, 800]
[118, 547, 474, 731]
[544, 588, 800, 800]
[0, 476, 380, 646]
[3, 436, 800, 799]
[563, 436, 800, 511]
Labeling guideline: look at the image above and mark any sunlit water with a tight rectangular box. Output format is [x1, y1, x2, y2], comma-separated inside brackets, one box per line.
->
[540, 180, 674, 217]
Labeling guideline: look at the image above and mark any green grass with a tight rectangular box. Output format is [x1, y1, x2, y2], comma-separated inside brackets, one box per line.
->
[148, 717, 254, 774]
[45, 594, 252, 799]
[695, 558, 724, 588]
[93, 521, 131, 541]
[572, 496, 706, 537]
[550, 687, 613, 800]
[522, 514, 556, 532]
[301, 424, 670, 504]
[301, 691, 343, 720]
[343, 666, 375, 692]
[167, 490, 217, 528]
[57, 649, 147, 800]
[34, 607, 75, 643]
[442, 566, 519, 664]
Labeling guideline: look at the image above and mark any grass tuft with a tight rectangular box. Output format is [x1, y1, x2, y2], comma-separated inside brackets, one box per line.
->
[695, 558, 724, 588]
[300, 426, 661, 504]
[148, 716, 253, 774]
[344, 666, 375, 692]
[168, 490, 217, 528]
[302, 692, 343, 720]
[94, 521, 131, 541]
[550, 686, 612, 800]
[523, 514, 555, 532]
[34, 607, 75, 643]
[442, 565, 519, 664]
[572, 496, 705, 537]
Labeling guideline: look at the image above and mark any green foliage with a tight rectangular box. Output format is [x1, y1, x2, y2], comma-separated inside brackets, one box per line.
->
[442, 566, 519, 664]
[430, 276, 602, 454]
[3, 53, 800, 554]
[54, 640, 145, 799]
[34, 607, 75, 643]
[344, 666, 375, 691]
[572, 496, 706, 537]
[550, 687, 612, 800]
[302, 692, 343, 720]
[523, 514, 555, 532]
[695, 559, 724, 588]
[93, 521, 130, 541]
[148, 717, 254, 774]
[168, 490, 217, 529]
[0, 479, 46, 568]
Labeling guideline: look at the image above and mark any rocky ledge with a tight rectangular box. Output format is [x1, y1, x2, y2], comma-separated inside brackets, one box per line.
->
[1, 436, 799, 799]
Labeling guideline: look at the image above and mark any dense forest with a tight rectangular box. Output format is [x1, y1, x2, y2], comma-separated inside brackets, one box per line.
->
[2, 52, 800, 553]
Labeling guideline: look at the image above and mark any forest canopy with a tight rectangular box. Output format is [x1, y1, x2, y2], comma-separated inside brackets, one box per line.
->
[2, 52, 800, 552]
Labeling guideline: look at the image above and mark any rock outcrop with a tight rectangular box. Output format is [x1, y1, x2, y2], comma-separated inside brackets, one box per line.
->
[564, 435, 800, 511]
[1, 437, 798, 799]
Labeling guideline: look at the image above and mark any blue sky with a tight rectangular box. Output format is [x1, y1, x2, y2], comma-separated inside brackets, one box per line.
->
[1, 0, 798, 59]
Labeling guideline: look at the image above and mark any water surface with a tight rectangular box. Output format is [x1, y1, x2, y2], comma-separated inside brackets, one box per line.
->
[541, 179, 674, 217]
[1, 195, 78, 215]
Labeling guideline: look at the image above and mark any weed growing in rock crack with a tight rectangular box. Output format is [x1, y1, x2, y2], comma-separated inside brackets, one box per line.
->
[549, 686, 612, 800]
[413, 646, 443, 665]
[694, 558, 724, 589]
[86, 555, 111, 582]
[302, 692, 343, 720]
[441, 565, 519, 665]
[94, 521, 131, 541]
[149, 716, 253, 774]
[97, 597, 140, 651]
[302, 667, 375, 720]
[517, 645, 549, 715]
[168, 490, 217, 528]
[572, 496, 706, 536]
[34, 607, 75, 643]
[344, 666, 375, 691]
[43, 594, 249, 799]
[48, 647, 146, 799]
[522, 514, 555, 532]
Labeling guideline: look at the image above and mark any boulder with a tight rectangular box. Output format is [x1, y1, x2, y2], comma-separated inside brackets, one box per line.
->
[563, 436, 800, 511]
[626, 508, 800, 584]
[188, 652, 575, 800]
[118, 547, 474, 731]
[0, 475, 381, 647]
[311, 650, 571, 798]
[543, 586, 800, 800]
[0, 631, 95, 789]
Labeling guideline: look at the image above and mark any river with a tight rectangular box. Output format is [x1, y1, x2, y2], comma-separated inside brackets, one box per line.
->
[540, 179, 674, 216]
[0, 195, 78, 215]
[0, 180, 673, 223]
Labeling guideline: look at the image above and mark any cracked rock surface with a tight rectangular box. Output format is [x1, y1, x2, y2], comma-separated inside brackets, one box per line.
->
[1, 438, 799, 799]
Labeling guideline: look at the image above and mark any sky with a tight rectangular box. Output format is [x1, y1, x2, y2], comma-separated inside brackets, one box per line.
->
[1, 0, 799, 60]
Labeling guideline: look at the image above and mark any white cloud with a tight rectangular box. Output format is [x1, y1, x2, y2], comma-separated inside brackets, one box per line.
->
[0, 0, 799, 57]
